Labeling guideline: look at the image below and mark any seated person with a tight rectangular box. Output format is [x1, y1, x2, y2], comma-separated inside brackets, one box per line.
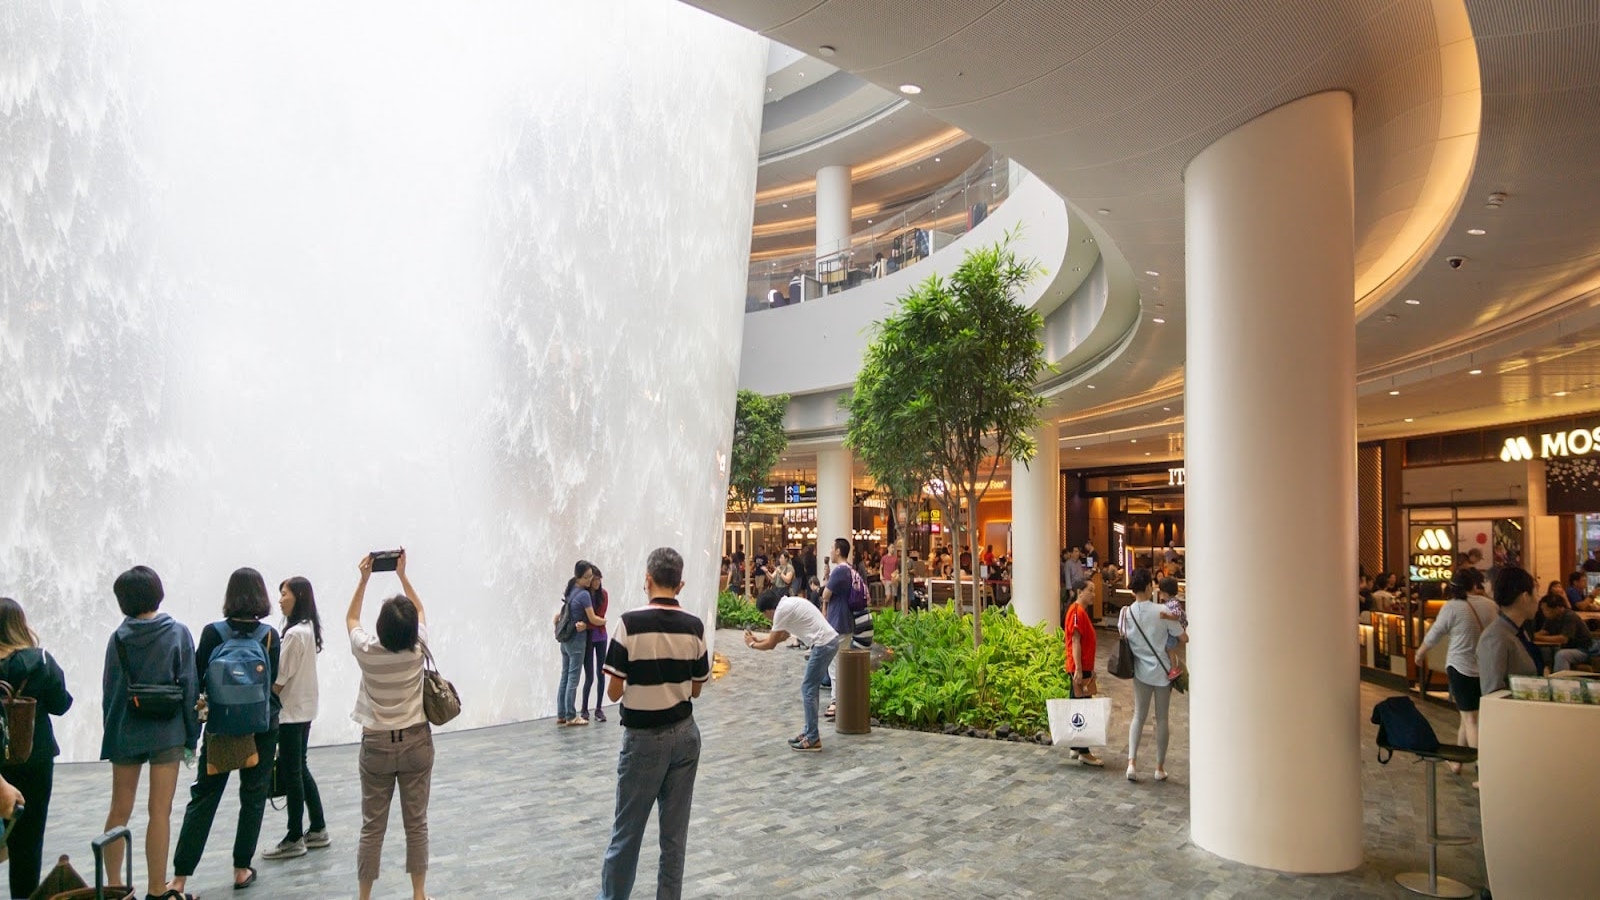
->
[1532, 594, 1597, 672]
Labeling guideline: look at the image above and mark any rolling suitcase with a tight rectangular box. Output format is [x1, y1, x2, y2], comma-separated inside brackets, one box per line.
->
[48, 827, 135, 900]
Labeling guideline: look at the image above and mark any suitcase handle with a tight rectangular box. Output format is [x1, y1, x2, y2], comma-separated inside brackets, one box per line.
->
[91, 826, 133, 895]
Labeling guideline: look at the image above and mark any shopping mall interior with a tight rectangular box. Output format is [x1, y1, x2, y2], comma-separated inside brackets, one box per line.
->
[2, 1, 1596, 897]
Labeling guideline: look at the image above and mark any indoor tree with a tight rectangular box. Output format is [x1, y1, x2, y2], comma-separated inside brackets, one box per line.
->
[728, 389, 790, 599]
[850, 233, 1048, 645]
[843, 372, 940, 613]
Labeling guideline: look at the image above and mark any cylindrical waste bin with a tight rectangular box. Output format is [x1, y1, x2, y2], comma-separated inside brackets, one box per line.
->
[834, 647, 871, 734]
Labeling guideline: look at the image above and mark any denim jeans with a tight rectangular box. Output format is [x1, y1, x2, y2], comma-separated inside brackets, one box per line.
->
[558, 632, 588, 719]
[802, 636, 842, 742]
[598, 716, 701, 900]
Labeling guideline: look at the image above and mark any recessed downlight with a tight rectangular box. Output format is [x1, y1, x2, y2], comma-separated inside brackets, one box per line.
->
[1389, 390, 1400, 396]
[1469, 369, 1483, 375]
[1405, 299, 1421, 305]
[780, 203, 787, 208]
[1467, 228, 1486, 235]
[1096, 208, 1111, 215]
[1131, 439, 1138, 444]
[898, 83, 922, 95]
[1162, 407, 1171, 412]
[1074, 447, 1082, 451]
[1145, 270, 1159, 277]
[1555, 391, 1570, 397]
[1086, 384, 1096, 389]
[1152, 317, 1166, 324]
[817, 45, 837, 57]
[1405, 418, 1414, 423]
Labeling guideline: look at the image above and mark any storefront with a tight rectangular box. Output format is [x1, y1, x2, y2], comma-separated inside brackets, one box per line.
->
[1362, 412, 1600, 693]
[1066, 464, 1186, 574]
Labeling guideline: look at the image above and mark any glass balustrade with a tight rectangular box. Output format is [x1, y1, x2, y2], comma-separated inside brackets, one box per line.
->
[746, 150, 1027, 312]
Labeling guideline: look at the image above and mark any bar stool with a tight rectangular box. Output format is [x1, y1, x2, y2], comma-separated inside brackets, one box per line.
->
[1381, 740, 1479, 898]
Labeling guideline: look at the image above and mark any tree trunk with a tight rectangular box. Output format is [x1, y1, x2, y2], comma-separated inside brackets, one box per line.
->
[967, 489, 983, 648]
[742, 514, 754, 601]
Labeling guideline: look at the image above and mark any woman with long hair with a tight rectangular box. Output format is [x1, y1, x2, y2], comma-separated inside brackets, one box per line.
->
[580, 571, 610, 722]
[100, 566, 200, 900]
[170, 568, 282, 894]
[1415, 567, 1497, 773]
[0, 597, 73, 898]
[261, 577, 329, 860]
[347, 550, 433, 900]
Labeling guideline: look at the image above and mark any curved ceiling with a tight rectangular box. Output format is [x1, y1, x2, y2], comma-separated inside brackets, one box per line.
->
[688, 0, 1600, 467]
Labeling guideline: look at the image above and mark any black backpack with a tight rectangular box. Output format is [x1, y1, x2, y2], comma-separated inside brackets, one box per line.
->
[553, 593, 578, 643]
[1371, 696, 1440, 763]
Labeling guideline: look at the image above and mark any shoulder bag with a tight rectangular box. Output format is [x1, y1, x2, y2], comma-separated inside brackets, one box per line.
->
[1129, 607, 1188, 694]
[420, 642, 462, 726]
[114, 635, 185, 720]
[1107, 607, 1136, 680]
[0, 649, 41, 764]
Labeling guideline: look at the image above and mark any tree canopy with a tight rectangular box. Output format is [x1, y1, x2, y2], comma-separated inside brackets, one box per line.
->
[728, 389, 790, 596]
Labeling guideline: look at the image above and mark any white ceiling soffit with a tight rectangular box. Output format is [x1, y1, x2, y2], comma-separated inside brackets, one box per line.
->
[759, 72, 901, 160]
[687, 0, 1600, 445]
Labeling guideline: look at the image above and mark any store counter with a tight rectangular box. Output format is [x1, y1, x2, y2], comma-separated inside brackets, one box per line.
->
[1479, 689, 1600, 899]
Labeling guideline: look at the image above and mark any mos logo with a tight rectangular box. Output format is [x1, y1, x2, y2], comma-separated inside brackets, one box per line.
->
[1415, 528, 1453, 552]
[1500, 436, 1535, 462]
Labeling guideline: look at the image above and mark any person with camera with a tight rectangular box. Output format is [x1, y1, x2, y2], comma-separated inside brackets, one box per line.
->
[170, 567, 283, 894]
[99, 565, 201, 900]
[347, 550, 434, 900]
[0, 596, 73, 898]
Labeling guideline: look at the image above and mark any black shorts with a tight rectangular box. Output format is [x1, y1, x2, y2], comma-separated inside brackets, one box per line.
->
[1446, 665, 1481, 713]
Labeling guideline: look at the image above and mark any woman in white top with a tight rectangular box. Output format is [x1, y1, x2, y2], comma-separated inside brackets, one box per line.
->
[262, 576, 329, 860]
[1120, 568, 1185, 782]
[346, 550, 432, 900]
[1415, 566, 1496, 770]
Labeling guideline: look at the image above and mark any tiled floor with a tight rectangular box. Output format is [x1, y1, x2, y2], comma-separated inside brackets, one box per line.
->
[32, 629, 1483, 898]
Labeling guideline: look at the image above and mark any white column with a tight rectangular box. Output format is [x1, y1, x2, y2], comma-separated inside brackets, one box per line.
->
[1010, 423, 1061, 628]
[1185, 91, 1361, 873]
[815, 165, 853, 259]
[816, 446, 853, 564]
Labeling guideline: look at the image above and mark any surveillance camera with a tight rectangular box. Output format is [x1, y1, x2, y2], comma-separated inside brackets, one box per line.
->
[1447, 256, 1466, 269]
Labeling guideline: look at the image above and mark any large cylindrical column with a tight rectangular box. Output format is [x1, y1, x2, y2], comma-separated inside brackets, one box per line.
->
[1010, 423, 1061, 628]
[815, 165, 853, 259]
[817, 446, 854, 564]
[1184, 91, 1361, 872]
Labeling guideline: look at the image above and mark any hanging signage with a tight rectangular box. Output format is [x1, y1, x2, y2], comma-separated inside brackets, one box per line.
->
[1500, 425, 1600, 462]
[1409, 525, 1456, 582]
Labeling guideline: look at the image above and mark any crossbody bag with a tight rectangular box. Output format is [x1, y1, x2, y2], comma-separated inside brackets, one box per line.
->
[114, 635, 185, 719]
[1129, 608, 1188, 694]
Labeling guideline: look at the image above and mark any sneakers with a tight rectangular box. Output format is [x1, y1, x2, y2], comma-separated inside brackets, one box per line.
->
[593, 708, 606, 722]
[304, 830, 330, 849]
[261, 838, 306, 860]
[1077, 751, 1105, 767]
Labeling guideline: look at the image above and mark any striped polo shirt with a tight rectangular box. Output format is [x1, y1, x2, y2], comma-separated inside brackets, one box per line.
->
[349, 623, 428, 731]
[602, 600, 710, 729]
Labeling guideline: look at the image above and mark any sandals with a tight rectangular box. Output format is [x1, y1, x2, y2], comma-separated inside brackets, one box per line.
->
[151, 892, 199, 900]
[824, 703, 837, 719]
[790, 737, 823, 752]
[234, 866, 258, 889]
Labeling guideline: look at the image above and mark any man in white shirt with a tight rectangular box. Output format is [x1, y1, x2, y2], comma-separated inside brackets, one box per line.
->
[746, 593, 841, 752]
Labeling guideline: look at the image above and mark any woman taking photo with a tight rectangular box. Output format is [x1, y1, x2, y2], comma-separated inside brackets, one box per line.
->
[347, 550, 433, 900]
[1120, 568, 1185, 782]
[772, 551, 797, 596]
[170, 567, 282, 894]
[100, 565, 201, 900]
[261, 577, 329, 860]
[0, 597, 73, 898]
[580, 570, 610, 723]
[1415, 567, 1497, 773]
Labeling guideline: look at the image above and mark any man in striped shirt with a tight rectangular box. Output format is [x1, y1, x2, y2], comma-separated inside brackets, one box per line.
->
[598, 547, 710, 900]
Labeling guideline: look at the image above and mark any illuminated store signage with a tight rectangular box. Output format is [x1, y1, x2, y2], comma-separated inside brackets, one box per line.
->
[1500, 425, 1600, 462]
[1168, 467, 1186, 486]
[1409, 526, 1455, 582]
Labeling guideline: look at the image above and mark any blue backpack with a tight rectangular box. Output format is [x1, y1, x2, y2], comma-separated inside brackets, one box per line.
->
[206, 622, 273, 736]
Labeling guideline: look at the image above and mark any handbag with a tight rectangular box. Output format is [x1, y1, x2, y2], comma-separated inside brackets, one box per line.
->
[1108, 608, 1136, 680]
[113, 636, 185, 720]
[1129, 607, 1188, 694]
[1047, 697, 1111, 747]
[204, 731, 259, 775]
[1070, 672, 1098, 699]
[420, 643, 461, 727]
[0, 677, 35, 764]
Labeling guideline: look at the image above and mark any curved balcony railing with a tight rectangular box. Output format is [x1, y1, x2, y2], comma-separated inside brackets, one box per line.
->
[746, 150, 1026, 313]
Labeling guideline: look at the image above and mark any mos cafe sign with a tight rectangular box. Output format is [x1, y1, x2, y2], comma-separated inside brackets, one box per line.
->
[1501, 425, 1600, 462]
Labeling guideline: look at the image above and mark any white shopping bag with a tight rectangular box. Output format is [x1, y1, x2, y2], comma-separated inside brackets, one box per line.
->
[1047, 697, 1111, 748]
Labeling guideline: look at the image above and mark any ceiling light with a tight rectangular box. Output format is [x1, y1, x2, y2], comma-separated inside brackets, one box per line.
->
[1405, 299, 1421, 305]
[1389, 390, 1400, 396]
[1152, 317, 1166, 324]
[934, 157, 941, 162]
[1074, 447, 1082, 451]
[817, 45, 836, 57]
[1405, 418, 1414, 423]
[781, 203, 787, 208]
[1096, 208, 1111, 215]
[866, 219, 872, 224]
[1469, 369, 1483, 375]
[1145, 270, 1159, 277]
[898, 83, 922, 95]
[1131, 439, 1138, 444]
[1145, 452, 1152, 456]
[1555, 391, 1570, 397]
[1162, 407, 1171, 412]
[1467, 228, 1486, 235]
[1086, 384, 1096, 389]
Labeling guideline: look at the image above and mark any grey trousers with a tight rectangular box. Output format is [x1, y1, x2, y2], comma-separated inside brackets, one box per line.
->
[358, 723, 433, 883]
[1128, 679, 1173, 766]
[599, 716, 701, 900]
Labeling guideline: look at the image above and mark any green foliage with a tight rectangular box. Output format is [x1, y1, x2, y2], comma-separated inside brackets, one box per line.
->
[716, 591, 769, 631]
[728, 390, 790, 513]
[845, 233, 1050, 644]
[869, 606, 1070, 734]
